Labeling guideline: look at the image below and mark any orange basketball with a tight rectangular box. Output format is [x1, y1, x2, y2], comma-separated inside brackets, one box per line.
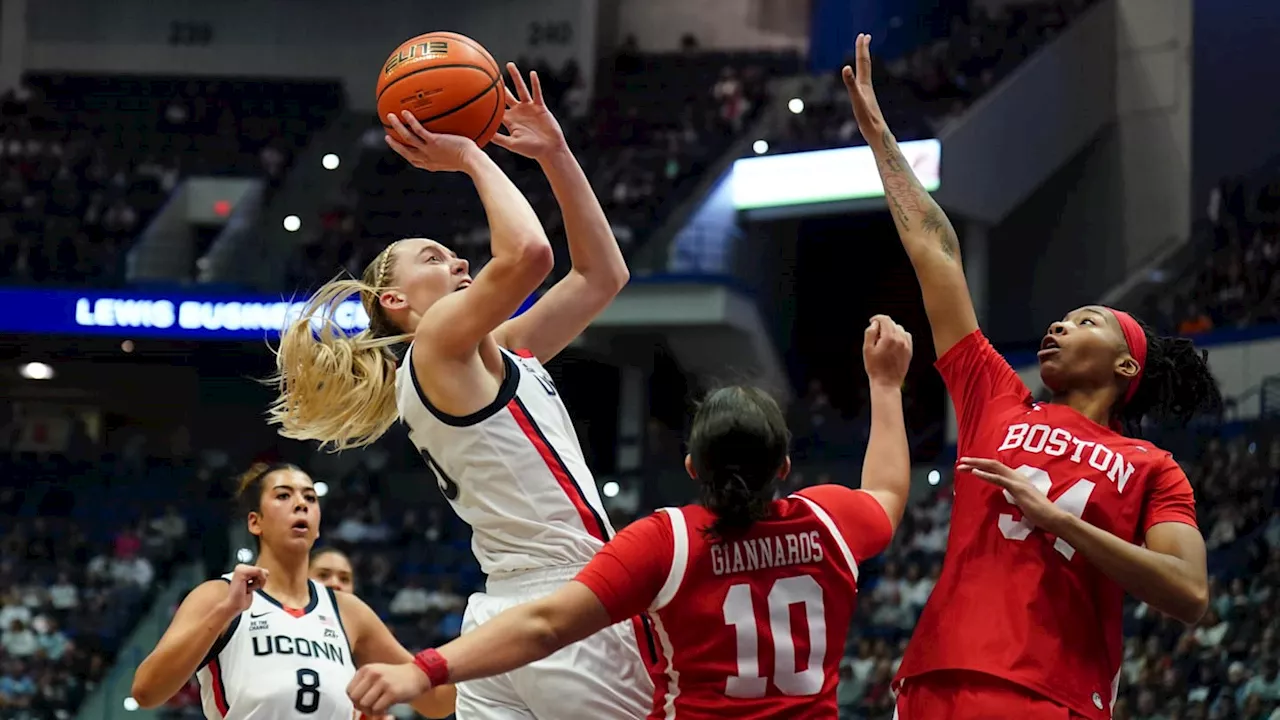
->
[376, 32, 504, 147]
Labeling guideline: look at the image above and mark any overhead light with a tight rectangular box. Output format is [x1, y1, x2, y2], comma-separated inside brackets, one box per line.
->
[19, 362, 53, 380]
[788, 97, 805, 114]
[602, 481, 620, 498]
[322, 153, 340, 170]
[752, 139, 769, 155]
[314, 481, 329, 498]
[236, 547, 255, 563]
[927, 469, 941, 486]
[123, 697, 139, 711]
[283, 215, 301, 232]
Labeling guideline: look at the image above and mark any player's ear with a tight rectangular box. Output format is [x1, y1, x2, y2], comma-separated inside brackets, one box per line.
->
[246, 511, 263, 538]
[778, 456, 791, 480]
[684, 454, 696, 480]
[1115, 353, 1140, 381]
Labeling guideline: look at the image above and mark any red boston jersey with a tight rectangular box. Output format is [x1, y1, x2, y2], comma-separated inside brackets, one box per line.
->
[576, 487, 892, 720]
[895, 330, 1198, 719]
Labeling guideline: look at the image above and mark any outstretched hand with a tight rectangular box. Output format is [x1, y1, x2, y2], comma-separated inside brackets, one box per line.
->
[490, 63, 568, 161]
[842, 33, 888, 140]
[385, 111, 481, 173]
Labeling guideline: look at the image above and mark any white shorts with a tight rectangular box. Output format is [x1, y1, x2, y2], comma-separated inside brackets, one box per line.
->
[454, 564, 655, 720]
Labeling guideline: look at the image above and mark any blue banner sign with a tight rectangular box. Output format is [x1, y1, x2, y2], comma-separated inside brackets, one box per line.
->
[0, 287, 536, 340]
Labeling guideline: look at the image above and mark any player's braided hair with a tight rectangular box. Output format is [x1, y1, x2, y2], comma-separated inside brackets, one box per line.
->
[1115, 318, 1223, 434]
[688, 386, 791, 541]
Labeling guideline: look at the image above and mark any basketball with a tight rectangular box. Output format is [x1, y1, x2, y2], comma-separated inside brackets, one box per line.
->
[376, 32, 505, 147]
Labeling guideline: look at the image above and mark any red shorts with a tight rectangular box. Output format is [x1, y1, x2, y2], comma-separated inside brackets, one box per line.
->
[895, 671, 1090, 720]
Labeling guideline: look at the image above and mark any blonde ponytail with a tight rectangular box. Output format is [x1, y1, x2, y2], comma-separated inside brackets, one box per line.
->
[267, 245, 411, 451]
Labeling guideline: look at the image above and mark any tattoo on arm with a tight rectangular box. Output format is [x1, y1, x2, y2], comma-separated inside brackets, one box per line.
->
[877, 128, 960, 261]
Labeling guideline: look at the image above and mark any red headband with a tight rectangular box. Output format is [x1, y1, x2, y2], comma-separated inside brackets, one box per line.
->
[1106, 308, 1147, 405]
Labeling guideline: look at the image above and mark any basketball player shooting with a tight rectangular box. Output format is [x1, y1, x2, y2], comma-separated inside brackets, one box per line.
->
[841, 34, 1222, 719]
[269, 65, 653, 719]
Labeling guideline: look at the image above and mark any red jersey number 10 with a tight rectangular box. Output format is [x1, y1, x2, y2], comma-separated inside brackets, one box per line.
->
[996, 464, 1096, 559]
[722, 575, 827, 698]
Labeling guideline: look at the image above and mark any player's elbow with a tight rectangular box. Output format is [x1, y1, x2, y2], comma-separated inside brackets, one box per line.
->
[129, 668, 164, 709]
[591, 263, 630, 296]
[525, 600, 569, 658]
[1176, 583, 1210, 626]
[515, 236, 555, 280]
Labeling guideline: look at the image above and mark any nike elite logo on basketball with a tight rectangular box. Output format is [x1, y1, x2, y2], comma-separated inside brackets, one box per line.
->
[711, 531, 825, 576]
[384, 41, 449, 74]
[997, 423, 1137, 493]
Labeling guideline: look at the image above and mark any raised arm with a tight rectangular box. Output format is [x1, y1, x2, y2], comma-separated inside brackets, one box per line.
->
[857, 315, 913, 530]
[384, 111, 554, 361]
[131, 565, 264, 708]
[491, 65, 629, 362]
[844, 34, 978, 357]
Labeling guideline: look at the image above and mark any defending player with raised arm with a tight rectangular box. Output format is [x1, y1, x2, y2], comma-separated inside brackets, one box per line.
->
[343, 316, 915, 719]
[268, 65, 653, 719]
[845, 34, 1223, 720]
[130, 464, 454, 719]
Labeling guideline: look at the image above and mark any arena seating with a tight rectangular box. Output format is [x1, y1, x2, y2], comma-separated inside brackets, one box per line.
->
[1157, 171, 1280, 335]
[286, 50, 802, 292]
[3, 387, 1272, 719]
[0, 452, 200, 719]
[770, 0, 1098, 155]
[0, 76, 344, 287]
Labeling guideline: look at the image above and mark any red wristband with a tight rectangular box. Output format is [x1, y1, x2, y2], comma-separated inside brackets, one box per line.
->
[412, 648, 450, 687]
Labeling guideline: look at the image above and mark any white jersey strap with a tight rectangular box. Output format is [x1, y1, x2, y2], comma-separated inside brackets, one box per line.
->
[792, 494, 859, 581]
[651, 507, 689, 611]
[323, 584, 355, 658]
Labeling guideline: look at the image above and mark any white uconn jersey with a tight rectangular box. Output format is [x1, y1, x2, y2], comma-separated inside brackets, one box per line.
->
[396, 345, 615, 575]
[196, 579, 355, 720]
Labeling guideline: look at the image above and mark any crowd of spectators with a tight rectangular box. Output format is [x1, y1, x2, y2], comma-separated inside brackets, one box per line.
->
[1156, 172, 1280, 336]
[0, 385, 1274, 720]
[287, 47, 800, 292]
[0, 76, 343, 287]
[772, 0, 1097, 154]
[0, 456, 197, 718]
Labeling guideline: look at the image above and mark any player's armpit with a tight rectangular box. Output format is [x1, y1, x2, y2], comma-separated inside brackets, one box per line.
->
[796, 486, 895, 563]
[935, 329, 1031, 446]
